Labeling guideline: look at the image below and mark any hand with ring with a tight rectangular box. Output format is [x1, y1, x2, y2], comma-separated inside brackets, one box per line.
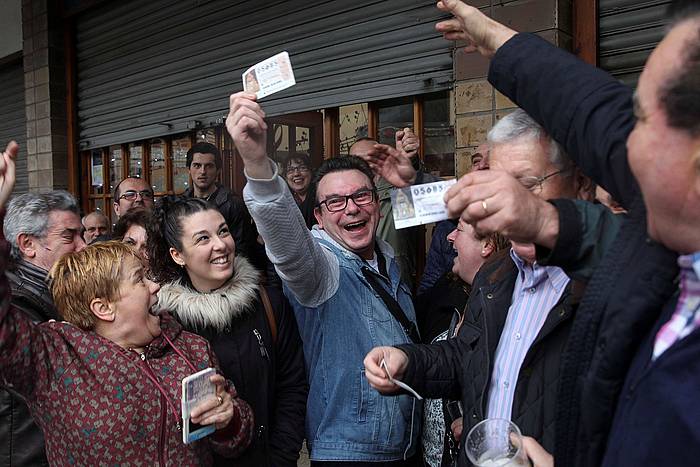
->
[189, 374, 235, 430]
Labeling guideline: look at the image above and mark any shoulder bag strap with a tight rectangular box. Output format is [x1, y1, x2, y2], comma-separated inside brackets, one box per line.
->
[259, 285, 278, 345]
[361, 267, 420, 343]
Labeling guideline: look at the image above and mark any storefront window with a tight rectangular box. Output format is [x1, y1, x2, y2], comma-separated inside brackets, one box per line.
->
[149, 139, 166, 193]
[128, 143, 143, 178]
[296, 127, 309, 153]
[109, 145, 123, 195]
[90, 149, 104, 195]
[196, 128, 217, 144]
[377, 97, 413, 146]
[172, 135, 191, 193]
[423, 91, 455, 177]
[339, 103, 368, 154]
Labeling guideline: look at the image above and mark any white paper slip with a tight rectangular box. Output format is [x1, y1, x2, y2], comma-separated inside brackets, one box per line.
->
[181, 367, 217, 444]
[390, 178, 457, 229]
[380, 359, 423, 400]
[242, 51, 296, 99]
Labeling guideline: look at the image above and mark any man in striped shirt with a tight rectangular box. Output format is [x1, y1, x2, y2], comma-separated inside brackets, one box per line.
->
[365, 108, 596, 462]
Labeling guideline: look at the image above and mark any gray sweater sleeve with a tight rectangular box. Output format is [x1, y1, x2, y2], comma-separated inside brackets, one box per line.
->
[242, 159, 339, 307]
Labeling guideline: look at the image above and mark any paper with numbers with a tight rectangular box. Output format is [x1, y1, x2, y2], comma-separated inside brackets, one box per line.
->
[242, 51, 296, 99]
[390, 179, 457, 229]
[181, 367, 216, 444]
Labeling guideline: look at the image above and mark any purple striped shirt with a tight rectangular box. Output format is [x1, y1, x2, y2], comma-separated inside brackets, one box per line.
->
[486, 250, 570, 421]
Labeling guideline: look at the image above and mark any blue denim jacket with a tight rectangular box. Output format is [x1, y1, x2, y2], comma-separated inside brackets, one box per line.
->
[285, 233, 421, 461]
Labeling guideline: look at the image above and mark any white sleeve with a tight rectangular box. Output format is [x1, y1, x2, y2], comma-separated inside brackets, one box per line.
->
[242, 159, 339, 307]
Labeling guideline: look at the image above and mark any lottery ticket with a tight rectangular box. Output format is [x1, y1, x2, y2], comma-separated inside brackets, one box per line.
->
[181, 367, 217, 444]
[390, 178, 457, 229]
[242, 51, 296, 99]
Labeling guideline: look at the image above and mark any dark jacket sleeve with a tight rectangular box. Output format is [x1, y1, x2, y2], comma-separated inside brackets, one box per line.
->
[489, 33, 638, 209]
[536, 199, 624, 282]
[266, 287, 308, 467]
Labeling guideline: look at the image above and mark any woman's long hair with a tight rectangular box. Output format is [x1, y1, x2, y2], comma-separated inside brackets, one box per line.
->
[147, 195, 214, 284]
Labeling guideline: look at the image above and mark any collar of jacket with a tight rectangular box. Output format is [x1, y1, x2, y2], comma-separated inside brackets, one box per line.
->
[157, 255, 260, 333]
[6, 258, 59, 320]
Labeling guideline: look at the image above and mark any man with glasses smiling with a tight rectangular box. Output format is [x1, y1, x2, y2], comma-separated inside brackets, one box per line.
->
[227, 91, 421, 465]
[364, 108, 597, 461]
[112, 176, 155, 219]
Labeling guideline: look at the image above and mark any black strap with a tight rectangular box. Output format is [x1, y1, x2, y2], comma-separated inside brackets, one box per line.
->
[361, 266, 420, 343]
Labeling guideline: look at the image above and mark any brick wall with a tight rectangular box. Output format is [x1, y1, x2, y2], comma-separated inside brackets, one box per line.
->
[453, 0, 572, 176]
[22, 0, 69, 192]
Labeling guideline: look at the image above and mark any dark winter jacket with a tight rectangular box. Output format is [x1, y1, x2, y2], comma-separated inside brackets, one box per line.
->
[183, 185, 265, 271]
[157, 256, 308, 467]
[489, 33, 680, 467]
[0, 259, 57, 467]
[0, 245, 254, 466]
[398, 250, 584, 466]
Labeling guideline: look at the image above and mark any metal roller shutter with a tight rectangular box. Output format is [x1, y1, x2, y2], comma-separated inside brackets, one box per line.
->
[0, 61, 28, 194]
[599, 0, 671, 86]
[75, 0, 453, 150]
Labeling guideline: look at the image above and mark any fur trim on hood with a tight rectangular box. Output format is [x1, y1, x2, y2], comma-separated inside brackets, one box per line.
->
[157, 255, 260, 333]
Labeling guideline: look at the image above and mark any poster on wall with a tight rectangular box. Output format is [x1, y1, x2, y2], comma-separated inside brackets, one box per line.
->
[92, 164, 103, 186]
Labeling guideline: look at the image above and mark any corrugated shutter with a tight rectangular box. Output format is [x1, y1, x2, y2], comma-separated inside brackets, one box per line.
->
[0, 60, 28, 194]
[75, 0, 453, 150]
[599, 0, 671, 86]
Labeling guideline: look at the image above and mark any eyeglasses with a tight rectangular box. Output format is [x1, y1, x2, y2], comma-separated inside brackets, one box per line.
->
[517, 170, 564, 193]
[287, 165, 310, 174]
[317, 189, 376, 212]
[119, 190, 154, 201]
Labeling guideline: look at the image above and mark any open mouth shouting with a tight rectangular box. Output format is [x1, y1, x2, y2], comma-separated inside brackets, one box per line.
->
[344, 220, 368, 233]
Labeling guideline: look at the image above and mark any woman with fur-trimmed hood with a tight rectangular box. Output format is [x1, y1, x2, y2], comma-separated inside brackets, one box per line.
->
[148, 196, 308, 467]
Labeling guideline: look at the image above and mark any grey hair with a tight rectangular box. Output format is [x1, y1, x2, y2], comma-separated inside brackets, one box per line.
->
[82, 210, 108, 225]
[4, 190, 79, 260]
[487, 109, 573, 173]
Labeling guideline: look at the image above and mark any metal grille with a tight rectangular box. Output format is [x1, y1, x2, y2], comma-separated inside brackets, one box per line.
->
[75, 0, 453, 150]
[0, 60, 28, 194]
[599, 0, 671, 86]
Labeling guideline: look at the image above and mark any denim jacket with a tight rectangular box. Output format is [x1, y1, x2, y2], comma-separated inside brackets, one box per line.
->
[242, 164, 421, 461]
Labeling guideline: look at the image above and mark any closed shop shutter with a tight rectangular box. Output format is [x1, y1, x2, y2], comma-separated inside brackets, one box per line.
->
[598, 0, 671, 86]
[0, 60, 28, 194]
[75, 0, 453, 150]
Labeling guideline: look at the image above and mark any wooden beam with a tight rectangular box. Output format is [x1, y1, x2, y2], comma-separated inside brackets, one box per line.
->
[574, 0, 598, 66]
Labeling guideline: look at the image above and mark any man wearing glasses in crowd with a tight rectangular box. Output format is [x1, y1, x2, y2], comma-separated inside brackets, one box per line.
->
[227, 91, 421, 465]
[112, 177, 154, 219]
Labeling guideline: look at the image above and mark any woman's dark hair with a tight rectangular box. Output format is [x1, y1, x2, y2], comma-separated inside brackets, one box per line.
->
[282, 152, 312, 175]
[312, 156, 376, 202]
[113, 207, 150, 240]
[147, 195, 214, 283]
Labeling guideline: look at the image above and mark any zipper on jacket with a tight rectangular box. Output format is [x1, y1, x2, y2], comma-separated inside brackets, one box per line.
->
[478, 289, 491, 418]
[253, 329, 269, 360]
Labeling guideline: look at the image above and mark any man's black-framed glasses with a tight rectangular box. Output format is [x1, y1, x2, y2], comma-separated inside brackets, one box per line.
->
[317, 189, 377, 213]
[120, 189, 154, 201]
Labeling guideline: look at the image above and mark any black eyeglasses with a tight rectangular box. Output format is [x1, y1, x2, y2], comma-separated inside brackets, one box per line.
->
[317, 189, 376, 212]
[517, 170, 564, 193]
[119, 190, 154, 201]
[286, 165, 310, 174]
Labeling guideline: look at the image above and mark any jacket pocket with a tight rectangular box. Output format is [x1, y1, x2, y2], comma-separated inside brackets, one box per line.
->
[356, 368, 369, 423]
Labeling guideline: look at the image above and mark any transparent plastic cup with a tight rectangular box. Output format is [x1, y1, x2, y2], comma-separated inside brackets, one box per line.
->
[465, 418, 531, 467]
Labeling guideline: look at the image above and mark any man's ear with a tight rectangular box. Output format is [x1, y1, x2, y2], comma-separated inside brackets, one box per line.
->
[17, 233, 38, 259]
[113, 201, 121, 218]
[90, 297, 115, 323]
[313, 207, 324, 229]
[574, 168, 595, 202]
[169, 247, 186, 267]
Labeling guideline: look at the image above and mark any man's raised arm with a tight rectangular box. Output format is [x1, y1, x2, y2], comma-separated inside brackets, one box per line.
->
[226, 93, 338, 307]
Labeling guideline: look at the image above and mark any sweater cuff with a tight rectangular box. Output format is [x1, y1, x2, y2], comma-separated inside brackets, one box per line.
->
[243, 158, 287, 203]
[536, 199, 583, 267]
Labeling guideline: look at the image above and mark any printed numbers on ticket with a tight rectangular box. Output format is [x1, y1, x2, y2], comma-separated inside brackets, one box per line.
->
[390, 179, 456, 229]
[242, 51, 296, 99]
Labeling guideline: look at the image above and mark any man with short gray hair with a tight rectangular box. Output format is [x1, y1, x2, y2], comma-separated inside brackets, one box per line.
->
[364, 108, 596, 462]
[1, 189, 86, 467]
[82, 210, 111, 244]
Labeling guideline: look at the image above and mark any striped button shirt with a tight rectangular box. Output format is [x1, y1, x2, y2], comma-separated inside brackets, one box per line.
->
[486, 250, 570, 421]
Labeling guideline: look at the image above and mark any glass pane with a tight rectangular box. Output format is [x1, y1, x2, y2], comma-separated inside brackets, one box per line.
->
[339, 103, 369, 154]
[196, 128, 217, 144]
[128, 143, 143, 178]
[91, 198, 105, 214]
[377, 97, 413, 145]
[90, 149, 104, 195]
[150, 139, 166, 193]
[423, 91, 455, 177]
[172, 135, 191, 194]
[269, 124, 290, 165]
[295, 127, 310, 153]
[109, 145, 123, 196]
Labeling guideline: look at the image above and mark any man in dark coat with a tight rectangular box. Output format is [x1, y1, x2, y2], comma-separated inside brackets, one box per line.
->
[392, 1, 699, 466]
[182, 142, 265, 270]
[1, 189, 86, 466]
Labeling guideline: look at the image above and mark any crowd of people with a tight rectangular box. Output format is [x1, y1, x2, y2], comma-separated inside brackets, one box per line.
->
[0, 0, 698, 465]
